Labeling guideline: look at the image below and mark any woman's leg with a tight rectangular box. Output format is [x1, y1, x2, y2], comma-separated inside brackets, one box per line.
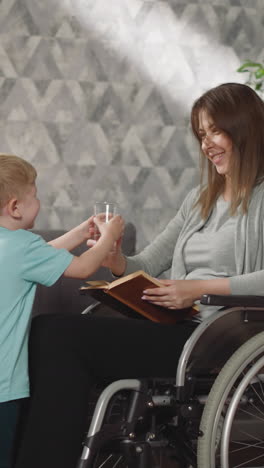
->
[15, 314, 197, 468]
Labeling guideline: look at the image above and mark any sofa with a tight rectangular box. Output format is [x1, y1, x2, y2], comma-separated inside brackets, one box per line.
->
[32, 223, 136, 317]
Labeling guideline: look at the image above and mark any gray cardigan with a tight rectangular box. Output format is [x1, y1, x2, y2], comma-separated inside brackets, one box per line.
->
[125, 182, 264, 296]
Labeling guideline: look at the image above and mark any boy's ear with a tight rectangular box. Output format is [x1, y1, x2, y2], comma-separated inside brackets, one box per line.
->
[6, 198, 22, 219]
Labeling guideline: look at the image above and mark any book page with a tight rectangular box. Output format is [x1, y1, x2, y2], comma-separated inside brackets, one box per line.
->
[108, 270, 162, 290]
[82, 280, 110, 289]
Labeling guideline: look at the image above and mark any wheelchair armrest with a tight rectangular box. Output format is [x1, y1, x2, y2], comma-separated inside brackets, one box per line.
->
[201, 294, 264, 308]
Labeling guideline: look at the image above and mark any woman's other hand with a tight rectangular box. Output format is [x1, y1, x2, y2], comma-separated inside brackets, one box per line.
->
[86, 220, 126, 275]
[142, 279, 197, 309]
[142, 278, 231, 309]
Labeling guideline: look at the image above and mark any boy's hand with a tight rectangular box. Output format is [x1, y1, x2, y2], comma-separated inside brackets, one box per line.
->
[49, 215, 95, 250]
[81, 215, 95, 241]
[94, 215, 125, 242]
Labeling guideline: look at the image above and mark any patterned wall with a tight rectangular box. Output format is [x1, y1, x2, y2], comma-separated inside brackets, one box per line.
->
[0, 0, 263, 250]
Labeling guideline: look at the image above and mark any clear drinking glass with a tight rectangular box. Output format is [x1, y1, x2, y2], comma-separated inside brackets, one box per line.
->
[93, 202, 117, 241]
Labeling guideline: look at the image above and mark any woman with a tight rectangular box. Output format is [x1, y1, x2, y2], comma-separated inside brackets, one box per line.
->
[15, 83, 264, 468]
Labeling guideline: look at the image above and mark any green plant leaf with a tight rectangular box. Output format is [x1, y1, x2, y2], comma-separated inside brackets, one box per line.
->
[237, 61, 263, 72]
[237, 60, 264, 97]
[255, 68, 264, 79]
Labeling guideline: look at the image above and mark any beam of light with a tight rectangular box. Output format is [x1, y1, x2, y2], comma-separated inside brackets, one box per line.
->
[66, 0, 243, 110]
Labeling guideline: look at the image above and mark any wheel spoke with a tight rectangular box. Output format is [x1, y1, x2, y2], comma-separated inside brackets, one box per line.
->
[230, 436, 264, 452]
[96, 453, 115, 468]
[248, 382, 264, 408]
[248, 400, 264, 419]
[252, 375, 264, 399]
[112, 455, 124, 468]
[232, 450, 264, 468]
[229, 433, 264, 468]
[94, 453, 126, 468]
[237, 406, 264, 423]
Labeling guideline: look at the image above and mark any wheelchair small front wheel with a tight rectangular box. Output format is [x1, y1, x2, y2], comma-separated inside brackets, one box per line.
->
[197, 330, 264, 468]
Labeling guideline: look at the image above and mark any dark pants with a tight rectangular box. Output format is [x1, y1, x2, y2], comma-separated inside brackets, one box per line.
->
[15, 314, 198, 468]
[0, 399, 27, 468]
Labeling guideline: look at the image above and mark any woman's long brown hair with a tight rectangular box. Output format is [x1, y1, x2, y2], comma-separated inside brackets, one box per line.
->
[191, 83, 264, 218]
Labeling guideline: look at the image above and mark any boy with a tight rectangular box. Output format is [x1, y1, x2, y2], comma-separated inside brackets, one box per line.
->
[0, 154, 124, 468]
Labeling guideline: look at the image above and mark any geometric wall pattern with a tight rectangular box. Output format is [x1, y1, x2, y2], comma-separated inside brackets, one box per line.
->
[0, 0, 263, 249]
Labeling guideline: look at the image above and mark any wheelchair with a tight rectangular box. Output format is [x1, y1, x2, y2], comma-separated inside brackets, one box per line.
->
[76, 294, 264, 468]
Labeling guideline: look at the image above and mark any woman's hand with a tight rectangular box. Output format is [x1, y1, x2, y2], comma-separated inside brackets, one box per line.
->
[101, 237, 125, 270]
[142, 278, 231, 309]
[142, 279, 197, 309]
[86, 225, 126, 274]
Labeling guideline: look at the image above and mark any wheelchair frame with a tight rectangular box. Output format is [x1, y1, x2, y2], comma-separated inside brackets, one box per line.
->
[77, 294, 264, 468]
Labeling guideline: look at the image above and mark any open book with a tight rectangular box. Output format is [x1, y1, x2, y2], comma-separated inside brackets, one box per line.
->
[80, 270, 198, 324]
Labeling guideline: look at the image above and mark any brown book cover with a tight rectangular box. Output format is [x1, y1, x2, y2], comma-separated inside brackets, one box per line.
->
[80, 270, 198, 324]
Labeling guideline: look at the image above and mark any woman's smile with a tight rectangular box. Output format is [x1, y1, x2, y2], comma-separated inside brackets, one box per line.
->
[208, 151, 225, 165]
[198, 110, 234, 177]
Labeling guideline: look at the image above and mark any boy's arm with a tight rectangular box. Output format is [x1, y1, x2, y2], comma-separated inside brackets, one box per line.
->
[64, 216, 124, 279]
[48, 217, 94, 251]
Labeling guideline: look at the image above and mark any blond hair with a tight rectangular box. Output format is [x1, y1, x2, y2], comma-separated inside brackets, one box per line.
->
[191, 83, 264, 218]
[0, 154, 37, 209]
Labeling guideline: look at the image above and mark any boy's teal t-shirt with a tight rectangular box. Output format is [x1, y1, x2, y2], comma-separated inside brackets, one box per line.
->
[0, 228, 73, 403]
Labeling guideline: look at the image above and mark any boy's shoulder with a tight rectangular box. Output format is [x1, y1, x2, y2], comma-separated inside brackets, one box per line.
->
[0, 228, 41, 240]
[0, 228, 45, 249]
[19, 229, 42, 241]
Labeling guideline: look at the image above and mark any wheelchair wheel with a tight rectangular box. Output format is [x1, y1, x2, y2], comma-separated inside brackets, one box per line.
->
[197, 330, 264, 468]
